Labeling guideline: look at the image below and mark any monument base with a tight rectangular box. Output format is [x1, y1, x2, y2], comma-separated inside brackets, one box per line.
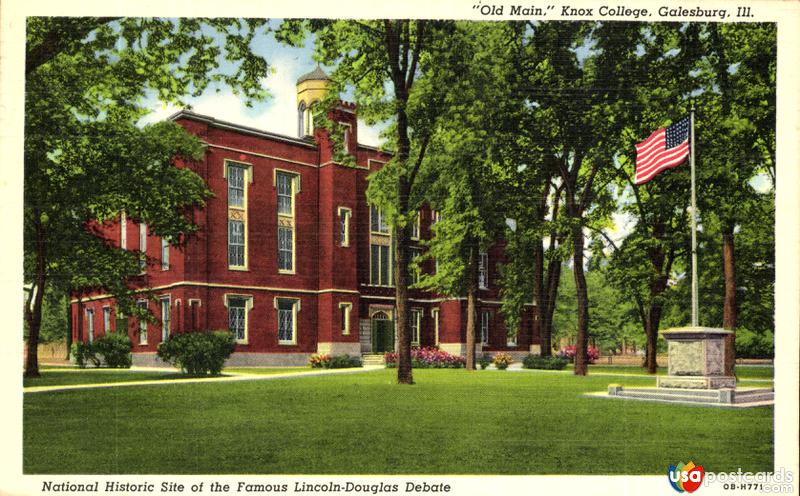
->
[657, 375, 736, 389]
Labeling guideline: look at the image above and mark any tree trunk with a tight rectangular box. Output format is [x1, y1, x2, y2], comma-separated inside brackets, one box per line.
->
[572, 221, 589, 376]
[394, 215, 413, 385]
[24, 220, 47, 378]
[465, 242, 478, 370]
[644, 302, 664, 374]
[65, 295, 72, 360]
[531, 240, 545, 355]
[722, 222, 737, 376]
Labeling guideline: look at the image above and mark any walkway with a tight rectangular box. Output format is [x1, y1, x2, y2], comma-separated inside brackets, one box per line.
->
[24, 365, 383, 394]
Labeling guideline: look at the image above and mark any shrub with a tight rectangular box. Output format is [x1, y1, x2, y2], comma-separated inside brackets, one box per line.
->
[734, 328, 774, 358]
[384, 347, 466, 368]
[92, 332, 132, 368]
[492, 352, 514, 370]
[478, 354, 492, 370]
[309, 354, 362, 369]
[156, 330, 236, 375]
[556, 345, 600, 364]
[522, 354, 569, 370]
[327, 354, 362, 369]
[71, 342, 100, 368]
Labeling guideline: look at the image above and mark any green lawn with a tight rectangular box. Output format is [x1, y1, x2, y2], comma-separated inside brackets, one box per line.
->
[574, 364, 774, 380]
[24, 367, 317, 388]
[24, 368, 772, 474]
[24, 370, 187, 388]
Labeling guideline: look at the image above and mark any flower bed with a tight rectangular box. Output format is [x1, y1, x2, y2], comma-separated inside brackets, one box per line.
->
[384, 347, 466, 368]
[556, 345, 600, 364]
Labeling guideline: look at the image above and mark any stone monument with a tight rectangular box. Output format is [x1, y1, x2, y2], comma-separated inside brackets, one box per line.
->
[657, 327, 736, 389]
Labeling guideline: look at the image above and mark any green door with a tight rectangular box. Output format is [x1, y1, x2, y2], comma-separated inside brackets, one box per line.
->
[371, 317, 395, 353]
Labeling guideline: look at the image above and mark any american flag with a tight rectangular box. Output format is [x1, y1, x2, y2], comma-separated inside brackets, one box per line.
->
[635, 116, 690, 184]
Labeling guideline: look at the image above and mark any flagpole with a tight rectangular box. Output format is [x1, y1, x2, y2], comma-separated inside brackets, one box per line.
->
[690, 104, 698, 327]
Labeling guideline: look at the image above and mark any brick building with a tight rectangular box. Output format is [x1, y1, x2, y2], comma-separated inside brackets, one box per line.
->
[70, 67, 540, 365]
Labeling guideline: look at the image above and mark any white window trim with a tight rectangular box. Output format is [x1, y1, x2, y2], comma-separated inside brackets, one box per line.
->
[410, 212, 420, 240]
[338, 121, 352, 155]
[137, 299, 149, 345]
[225, 160, 252, 271]
[224, 294, 253, 345]
[275, 169, 299, 275]
[431, 308, 440, 345]
[120, 211, 127, 249]
[479, 251, 489, 289]
[338, 206, 352, 247]
[161, 237, 170, 271]
[85, 308, 95, 344]
[370, 205, 390, 235]
[274, 297, 300, 345]
[339, 302, 353, 335]
[102, 306, 111, 334]
[369, 242, 394, 287]
[160, 296, 171, 342]
[139, 223, 147, 273]
[410, 308, 422, 346]
[480, 311, 490, 345]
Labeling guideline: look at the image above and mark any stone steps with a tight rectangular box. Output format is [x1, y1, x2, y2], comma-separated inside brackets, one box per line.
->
[607, 385, 774, 406]
[361, 354, 385, 366]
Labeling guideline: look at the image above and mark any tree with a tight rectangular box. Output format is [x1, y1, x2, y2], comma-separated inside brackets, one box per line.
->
[278, 20, 456, 384]
[24, 17, 272, 377]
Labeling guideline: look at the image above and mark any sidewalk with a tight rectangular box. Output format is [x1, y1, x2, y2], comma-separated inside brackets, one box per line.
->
[24, 365, 383, 394]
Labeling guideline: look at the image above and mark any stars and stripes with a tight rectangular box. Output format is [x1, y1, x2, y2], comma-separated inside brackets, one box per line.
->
[635, 116, 690, 184]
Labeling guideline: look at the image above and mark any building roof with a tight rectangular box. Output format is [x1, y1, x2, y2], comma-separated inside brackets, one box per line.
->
[296, 65, 330, 84]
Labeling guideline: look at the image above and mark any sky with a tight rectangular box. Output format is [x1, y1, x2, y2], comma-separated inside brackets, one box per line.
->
[137, 21, 385, 147]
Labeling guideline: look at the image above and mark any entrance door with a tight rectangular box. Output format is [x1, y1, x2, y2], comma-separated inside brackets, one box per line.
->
[371, 311, 395, 353]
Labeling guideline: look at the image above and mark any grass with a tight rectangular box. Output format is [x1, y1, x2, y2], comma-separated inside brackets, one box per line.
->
[24, 368, 772, 474]
[24, 367, 315, 388]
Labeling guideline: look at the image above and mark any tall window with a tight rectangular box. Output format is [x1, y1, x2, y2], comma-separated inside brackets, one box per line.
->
[411, 309, 422, 346]
[137, 300, 148, 345]
[277, 298, 299, 344]
[161, 238, 170, 270]
[338, 207, 351, 247]
[139, 223, 147, 271]
[340, 302, 352, 335]
[298, 102, 307, 137]
[228, 164, 246, 208]
[120, 212, 127, 249]
[160, 297, 171, 342]
[410, 213, 420, 240]
[478, 251, 489, 289]
[480, 311, 490, 345]
[228, 297, 247, 342]
[370, 206, 389, 234]
[86, 309, 94, 344]
[276, 171, 294, 215]
[432, 308, 440, 345]
[228, 220, 245, 267]
[276, 171, 297, 273]
[431, 210, 440, 225]
[278, 226, 293, 272]
[103, 307, 111, 334]
[370, 244, 392, 286]
[409, 247, 423, 284]
[342, 124, 351, 154]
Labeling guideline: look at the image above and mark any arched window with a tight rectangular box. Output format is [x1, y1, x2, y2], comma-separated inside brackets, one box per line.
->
[297, 102, 306, 137]
[304, 102, 316, 136]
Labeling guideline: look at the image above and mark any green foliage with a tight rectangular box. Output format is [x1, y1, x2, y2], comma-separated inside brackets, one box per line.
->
[156, 331, 236, 375]
[478, 354, 492, 370]
[71, 342, 100, 368]
[70, 333, 132, 368]
[522, 355, 569, 370]
[734, 328, 774, 359]
[91, 333, 133, 368]
[24, 17, 272, 374]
